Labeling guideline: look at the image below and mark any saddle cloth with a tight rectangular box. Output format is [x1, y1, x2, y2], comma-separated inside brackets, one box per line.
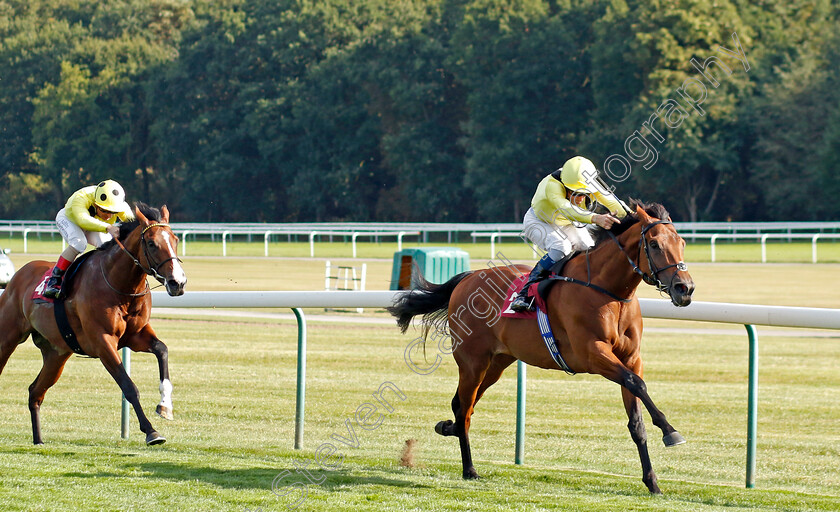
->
[31, 251, 94, 304]
[499, 278, 547, 319]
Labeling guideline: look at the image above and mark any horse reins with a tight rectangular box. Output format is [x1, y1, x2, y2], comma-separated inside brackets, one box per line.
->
[110, 222, 183, 293]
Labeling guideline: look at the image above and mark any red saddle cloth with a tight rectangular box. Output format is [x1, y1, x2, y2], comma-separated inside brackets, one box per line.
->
[499, 275, 549, 319]
[32, 269, 56, 304]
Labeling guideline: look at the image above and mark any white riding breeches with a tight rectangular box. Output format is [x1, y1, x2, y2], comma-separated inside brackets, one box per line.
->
[56, 208, 111, 253]
[521, 207, 595, 260]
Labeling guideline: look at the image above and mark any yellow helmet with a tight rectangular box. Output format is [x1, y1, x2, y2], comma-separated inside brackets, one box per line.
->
[93, 179, 126, 212]
[559, 156, 599, 193]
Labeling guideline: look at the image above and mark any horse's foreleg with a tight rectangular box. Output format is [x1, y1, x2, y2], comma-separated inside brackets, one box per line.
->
[121, 325, 174, 421]
[621, 386, 660, 494]
[590, 343, 684, 447]
[618, 368, 684, 446]
[28, 339, 72, 445]
[149, 337, 173, 421]
[100, 344, 165, 445]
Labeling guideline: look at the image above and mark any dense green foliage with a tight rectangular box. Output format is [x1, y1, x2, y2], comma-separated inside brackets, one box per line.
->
[1, 0, 839, 222]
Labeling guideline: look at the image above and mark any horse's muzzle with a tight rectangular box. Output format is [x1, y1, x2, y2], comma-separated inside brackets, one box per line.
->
[165, 278, 186, 296]
[669, 276, 694, 307]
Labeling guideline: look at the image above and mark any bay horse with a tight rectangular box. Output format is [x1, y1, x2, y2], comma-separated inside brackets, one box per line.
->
[0, 203, 186, 445]
[388, 201, 695, 494]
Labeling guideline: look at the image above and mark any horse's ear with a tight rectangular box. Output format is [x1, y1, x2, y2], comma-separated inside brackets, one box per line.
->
[135, 206, 150, 226]
[160, 205, 170, 223]
[635, 205, 652, 223]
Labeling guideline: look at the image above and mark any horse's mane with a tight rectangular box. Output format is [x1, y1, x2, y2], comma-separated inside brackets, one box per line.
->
[590, 199, 671, 246]
[97, 202, 163, 251]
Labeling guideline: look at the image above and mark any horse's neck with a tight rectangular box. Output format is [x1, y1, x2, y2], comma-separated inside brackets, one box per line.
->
[584, 226, 644, 297]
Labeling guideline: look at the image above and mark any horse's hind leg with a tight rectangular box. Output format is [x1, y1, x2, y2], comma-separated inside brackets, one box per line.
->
[435, 350, 497, 480]
[28, 334, 72, 445]
[0, 303, 30, 377]
[121, 324, 173, 420]
[437, 354, 514, 436]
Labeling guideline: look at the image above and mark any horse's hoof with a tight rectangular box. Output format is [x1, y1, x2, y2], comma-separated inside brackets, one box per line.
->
[663, 431, 686, 447]
[146, 431, 167, 445]
[463, 467, 480, 480]
[435, 420, 453, 436]
[156, 405, 174, 421]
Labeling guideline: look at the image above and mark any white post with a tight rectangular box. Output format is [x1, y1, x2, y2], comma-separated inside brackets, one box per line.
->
[222, 231, 231, 257]
[23, 228, 30, 253]
[352, 232, 360, 258]
[397, 231, 406, 252]
[761, 234, 769, 263]
[309, 231, 318, 258]
[264, 231, 272, 257]
[357, 263, 367, 314]
[181, 231, 190, 256]
[711, 234, 719, 262]
[490, 233, 499, 259]
[812, 234, 821, 264]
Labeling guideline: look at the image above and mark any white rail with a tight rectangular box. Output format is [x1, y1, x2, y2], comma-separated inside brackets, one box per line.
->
[149, 292, 840, 329]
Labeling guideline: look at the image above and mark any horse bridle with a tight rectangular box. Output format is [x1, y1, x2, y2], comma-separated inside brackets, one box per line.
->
[113, 222, 183, 285]
[608, 220, 688, 294]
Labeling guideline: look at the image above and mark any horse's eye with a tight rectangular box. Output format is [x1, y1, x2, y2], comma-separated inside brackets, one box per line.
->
[649, 240, 660, 250]
[147, 240, 156, 248]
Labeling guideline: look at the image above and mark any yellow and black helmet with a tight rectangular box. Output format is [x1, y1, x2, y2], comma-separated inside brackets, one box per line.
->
[559, 156, 599, 194]
[93, 179, 126, 212]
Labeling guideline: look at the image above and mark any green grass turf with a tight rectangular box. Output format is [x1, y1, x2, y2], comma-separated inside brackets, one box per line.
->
[1, 247, 839, 510]
[0, 315, 838, 511]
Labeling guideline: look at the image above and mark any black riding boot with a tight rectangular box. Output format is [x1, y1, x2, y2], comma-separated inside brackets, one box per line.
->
[43, 266, 65, 299]
[510, 254, 556, 312]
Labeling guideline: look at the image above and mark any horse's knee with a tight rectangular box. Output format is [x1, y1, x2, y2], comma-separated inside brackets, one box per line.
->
[150, 337, 168, 354]
[622, 371, 647, 395]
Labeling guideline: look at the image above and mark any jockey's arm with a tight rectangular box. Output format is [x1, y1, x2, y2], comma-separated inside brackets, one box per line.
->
[543, 179, 596, 225]
[66, 188, 111, 232]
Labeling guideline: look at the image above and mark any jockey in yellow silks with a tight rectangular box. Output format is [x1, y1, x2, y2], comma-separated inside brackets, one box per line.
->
[511, 156, 628, 312]
[43, 180, 135, 299]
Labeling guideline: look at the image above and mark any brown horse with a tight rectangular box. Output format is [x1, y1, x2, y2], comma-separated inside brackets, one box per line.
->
[0, 203, 186, 445]
[388, 201, 695, 494]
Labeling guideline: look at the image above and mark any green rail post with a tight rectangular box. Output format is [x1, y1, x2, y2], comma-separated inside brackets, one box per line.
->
[293, 308, 307, 450]
[120, 346, 131, 439]
[515, 360, 526, 464]
[745, 324, 758, 488]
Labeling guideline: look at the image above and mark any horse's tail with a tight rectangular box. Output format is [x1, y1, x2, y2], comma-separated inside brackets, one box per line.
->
[387, 271, 474, 335]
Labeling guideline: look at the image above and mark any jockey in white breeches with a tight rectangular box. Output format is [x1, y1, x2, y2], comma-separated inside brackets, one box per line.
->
[511, 156, 628, 312]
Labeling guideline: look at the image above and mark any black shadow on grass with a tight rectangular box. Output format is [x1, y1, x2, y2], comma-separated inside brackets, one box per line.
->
[63, 463, 430, 492]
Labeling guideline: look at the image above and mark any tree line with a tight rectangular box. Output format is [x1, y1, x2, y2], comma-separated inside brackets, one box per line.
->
[1, 0, 839, 223]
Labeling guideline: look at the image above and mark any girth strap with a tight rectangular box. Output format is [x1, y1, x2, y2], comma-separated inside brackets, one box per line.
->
[54, 300, 87, 356]
[536, 307, 575, 375]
